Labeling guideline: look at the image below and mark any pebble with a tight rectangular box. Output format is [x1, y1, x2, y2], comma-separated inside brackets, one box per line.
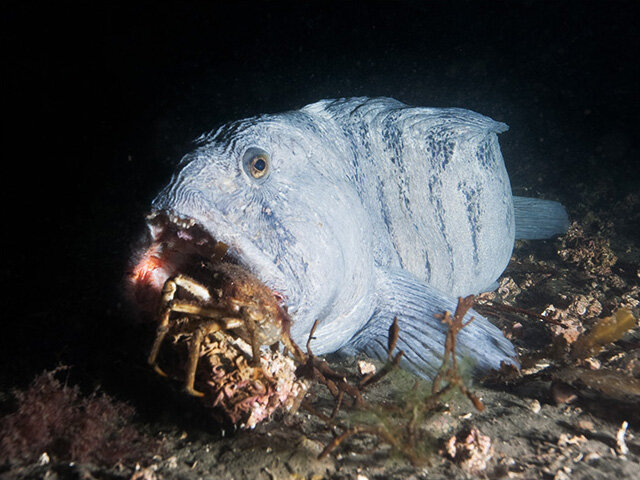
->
[529, 399, 542, 414]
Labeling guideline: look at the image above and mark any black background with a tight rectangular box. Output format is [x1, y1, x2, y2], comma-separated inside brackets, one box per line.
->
[3, 1, 638, 394]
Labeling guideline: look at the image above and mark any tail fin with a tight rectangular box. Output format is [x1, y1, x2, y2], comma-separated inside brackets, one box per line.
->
[344, 268, 518, 380]
[513, 196, 570, 240]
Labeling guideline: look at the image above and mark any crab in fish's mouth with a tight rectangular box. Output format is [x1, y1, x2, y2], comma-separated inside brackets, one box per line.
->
[127, 211, 304, 408]
[128, 210, 288, 316]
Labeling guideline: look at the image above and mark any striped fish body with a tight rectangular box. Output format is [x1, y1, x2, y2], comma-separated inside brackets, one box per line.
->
[305, 97, 514, 298]
[142, 97, 568, 377]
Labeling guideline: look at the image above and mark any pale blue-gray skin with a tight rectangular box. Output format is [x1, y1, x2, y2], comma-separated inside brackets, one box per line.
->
[151, 97, 569, 378]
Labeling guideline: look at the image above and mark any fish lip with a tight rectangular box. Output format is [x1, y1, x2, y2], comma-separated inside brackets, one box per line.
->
[145, 208, 291, 306]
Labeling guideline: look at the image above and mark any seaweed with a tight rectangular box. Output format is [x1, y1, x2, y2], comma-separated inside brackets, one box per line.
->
[571, 308, 636, 360]
[298, 295, 486, 466]
[0, 367, 160, 467]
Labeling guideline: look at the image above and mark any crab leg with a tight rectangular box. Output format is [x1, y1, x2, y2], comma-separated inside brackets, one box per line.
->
[147, 275, 179, 375]
[168, 301, 229, 318]
[149, 271, 285, 397]
[149, 277, 190, 374]
[149, 274, 219, 377]
[240, 307, 262, 366]
[148, 323, 172, 377]
[168, 274, 212, 302]
[184, 316, 244, 397]
[184, 320, 223, 397]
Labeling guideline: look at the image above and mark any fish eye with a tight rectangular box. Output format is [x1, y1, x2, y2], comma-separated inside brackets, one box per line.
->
[242, 147, 270, 182]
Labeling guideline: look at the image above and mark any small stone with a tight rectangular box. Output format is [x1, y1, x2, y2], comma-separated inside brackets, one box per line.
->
[557, 433, 587, 447]
[358, 360, 376, 376]
[616, 421, 629, 455]
[582, 357, 601, 370]
[498, 277, 521, 297]
[529, 399, 542, 414]
[551, 381, 578, 405]
[583, 452, 602, 462]
[130, 468, 158, 480]
[444, 427, 493, 473]
[576, 419, 595, 432]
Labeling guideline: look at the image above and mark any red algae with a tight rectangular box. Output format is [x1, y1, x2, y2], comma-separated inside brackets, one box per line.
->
[0, 368, 159, 466]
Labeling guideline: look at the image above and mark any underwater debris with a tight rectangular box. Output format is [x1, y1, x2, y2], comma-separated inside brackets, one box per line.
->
[558, 222, 617, 277]
[476, 298, 563, 327]
[490, 254, 640, 412]
[478, 214, 638, 371]
[552, 367, 640, 405]
[0, 368, 158, 466]
[529, 286, 640, 410]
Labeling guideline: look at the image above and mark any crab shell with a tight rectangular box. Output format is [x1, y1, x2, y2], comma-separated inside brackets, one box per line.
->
[205, 262, 291, 347]
[127, 213, 291, 346]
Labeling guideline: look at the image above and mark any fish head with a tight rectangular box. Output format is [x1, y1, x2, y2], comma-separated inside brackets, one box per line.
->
[129, 112, 376, 346]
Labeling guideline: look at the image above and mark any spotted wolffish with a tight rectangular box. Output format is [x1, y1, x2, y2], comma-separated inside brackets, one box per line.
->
[129, 97, 569, 378]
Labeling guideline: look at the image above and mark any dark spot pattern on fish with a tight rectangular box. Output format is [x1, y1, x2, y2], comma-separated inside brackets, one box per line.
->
[460, 181, 481, 273]
[424, 250, 431, 280]
[382, 111, 413, 214]
[428, 173, 456, 283]
[376, 180, 394, 234]
[143, 97, 533, 372]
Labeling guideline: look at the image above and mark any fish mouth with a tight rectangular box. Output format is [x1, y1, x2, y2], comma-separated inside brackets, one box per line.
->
[127, 209, 289, 316]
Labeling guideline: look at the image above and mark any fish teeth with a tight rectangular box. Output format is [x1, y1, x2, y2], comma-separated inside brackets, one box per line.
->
[167, 212, 196, 229]
[146, 210, 198, 233]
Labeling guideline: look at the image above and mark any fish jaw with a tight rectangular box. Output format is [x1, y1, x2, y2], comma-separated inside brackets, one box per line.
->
[127, 207, 293, 318]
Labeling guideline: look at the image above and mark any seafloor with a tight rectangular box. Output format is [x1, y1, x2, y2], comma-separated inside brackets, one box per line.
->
[2, 1, 639, 479]
[3, 191, 638, 480]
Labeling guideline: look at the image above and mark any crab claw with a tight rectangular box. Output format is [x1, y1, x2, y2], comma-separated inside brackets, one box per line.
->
[153, 364, 169, 378]
[184, 385, 205, 398]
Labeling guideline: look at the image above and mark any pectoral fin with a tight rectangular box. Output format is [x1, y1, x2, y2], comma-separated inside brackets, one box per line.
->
[342, 267, 518, 379]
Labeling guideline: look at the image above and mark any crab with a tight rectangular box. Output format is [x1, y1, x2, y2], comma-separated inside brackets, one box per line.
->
[147, 262, 305, 398]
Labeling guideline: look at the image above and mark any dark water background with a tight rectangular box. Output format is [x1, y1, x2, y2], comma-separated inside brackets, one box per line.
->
[3, 1, 638, 399]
